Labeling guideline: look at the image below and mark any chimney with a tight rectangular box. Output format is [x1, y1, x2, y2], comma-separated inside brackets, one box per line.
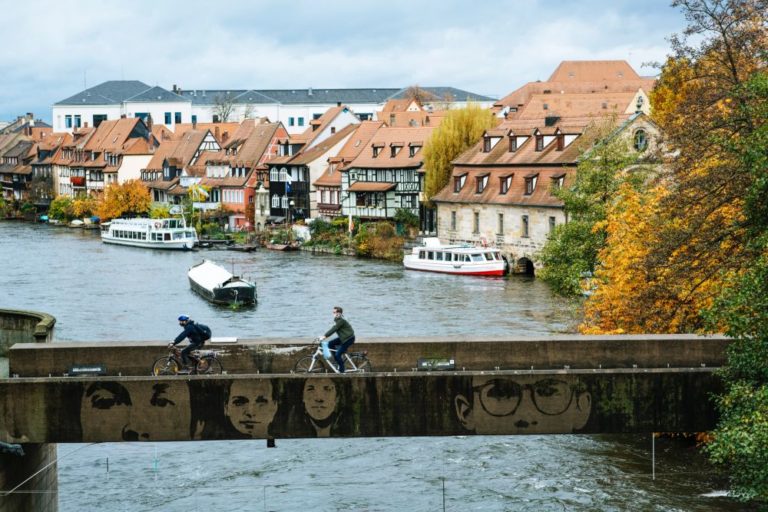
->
[26, 112, 33, 120]
[172, 84, 178, 93]
[215, 126, 220, 141]
[192, 117, 197, 129]
[120, 114, 127, 118]
[337, 101, 341, 107]
[222, 131, 229, 143]
[84, 122, 89, 128]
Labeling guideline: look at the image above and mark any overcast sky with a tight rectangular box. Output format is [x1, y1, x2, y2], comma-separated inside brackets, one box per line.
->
[0, 0, 687, 124]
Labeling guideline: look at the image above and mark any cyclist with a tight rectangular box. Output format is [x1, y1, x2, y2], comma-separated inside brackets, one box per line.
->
[169, 315, 211, 369]
[319, 306, 355, 373]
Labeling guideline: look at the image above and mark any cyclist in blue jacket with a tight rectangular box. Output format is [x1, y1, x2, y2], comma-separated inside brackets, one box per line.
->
[169, 315, 210, 368]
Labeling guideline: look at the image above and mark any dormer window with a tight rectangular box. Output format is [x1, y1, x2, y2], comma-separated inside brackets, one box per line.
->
[476, 174, 489, 194]
[500, 174, 512, 194]
[524, 173, 539, 195]
[508, 135, 517, 152]
[535, 134, 544, 151]
[556, 132, 564, 151]
[390, 144, 403, 158]
[409, 143, 422, 158]
[454, 174, 467, 193]
[372, 142, 384, 158]
[551, 173, 565, 190]
[483, 136, 491, 152]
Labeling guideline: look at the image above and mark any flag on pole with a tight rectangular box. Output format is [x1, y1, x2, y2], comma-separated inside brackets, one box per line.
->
[348, 213, 354, 233]
[285, 171, 292, 194]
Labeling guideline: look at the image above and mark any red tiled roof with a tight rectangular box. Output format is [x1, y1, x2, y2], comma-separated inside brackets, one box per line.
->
[348, 181, 397, 192]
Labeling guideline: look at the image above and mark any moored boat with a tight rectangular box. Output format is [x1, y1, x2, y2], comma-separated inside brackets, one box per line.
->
[403, 237, 508, 276]
[101, 217, 197, 250]
[188, 259, 257, 305]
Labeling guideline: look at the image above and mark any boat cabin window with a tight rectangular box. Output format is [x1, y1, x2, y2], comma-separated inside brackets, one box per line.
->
[471, 253, 484, 262]
[435, 252, 443, 261]
[484, 252, 494, 261]
[164, 233, 171, 241]
[427, 251, 435, 260]
[419, 250, 426, 259]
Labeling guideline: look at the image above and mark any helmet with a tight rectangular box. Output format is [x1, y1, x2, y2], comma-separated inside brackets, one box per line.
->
[178, 315, 190, 322]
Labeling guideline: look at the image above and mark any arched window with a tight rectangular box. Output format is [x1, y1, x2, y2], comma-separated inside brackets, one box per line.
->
[281, 195, 288, 209]
[271, 194, 279, 208]
[633, 129, 648, 152]
[270, 168, 279, 182]
[279, 167, 288, 182]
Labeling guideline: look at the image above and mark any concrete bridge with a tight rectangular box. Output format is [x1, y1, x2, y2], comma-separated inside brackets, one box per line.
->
[0, 309, 729, 511]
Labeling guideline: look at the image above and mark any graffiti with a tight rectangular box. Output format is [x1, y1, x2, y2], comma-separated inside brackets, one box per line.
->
[301, 377, 340, 437]
[454, 375, 591, 434]
[224, 379, 279, 439]
[80, 381, 192, 442]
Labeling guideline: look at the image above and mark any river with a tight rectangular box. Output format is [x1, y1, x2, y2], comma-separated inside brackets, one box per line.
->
[0, 222, 744, 511]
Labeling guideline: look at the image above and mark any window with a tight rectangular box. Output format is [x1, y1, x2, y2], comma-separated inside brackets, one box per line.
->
[633, 129, 648, 152]
[535, 134, 544, 151]
[93, 114, 107, 127]
[451, 211, 456, 230]
[556, 134, 564, 151]
[454, 175, 466, 192]
[401, 194, 417, 209]
[74, 115, 81, 128]
[270, 168, 279, 181]
[165, 112, 172, 124]
[191, 115, 197, 124]
[551, 174, 565, 191]
[65, 115, 72, 128]
[498, 213, 504, 235]
[473, 212, 480, 234]
[289, 117, 295, 127]
[483, 137, 491, 152]
[373, 146, 381, 157]
[508, 136, 517, 152]
[409, 145, 421, 157]
[135, 113, 149, 122]
[522, 215, 529, 237]
[525, 175, 538, 195]
[549, 216, 556, 233]
[298, 117, 304, 127]
[500, 175, 512, 194]
[175, 112, 182, 124]
[476, 175, 488, 193]
[271, 194, 279, 208]
[390, 145, 402, 158]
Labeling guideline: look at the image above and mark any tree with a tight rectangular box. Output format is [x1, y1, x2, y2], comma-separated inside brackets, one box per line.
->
[48, 196, 73, 221]
[422, 104, 497, 206]
[94, 180, 152, 220]
[538, 118, 652, 296]
[403, 85, 435, 104]
[213, 93, 236, 122]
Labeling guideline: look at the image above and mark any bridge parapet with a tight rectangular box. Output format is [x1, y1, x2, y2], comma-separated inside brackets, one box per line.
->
[0, 368, 722, 443]
[8, 334, 730, 378]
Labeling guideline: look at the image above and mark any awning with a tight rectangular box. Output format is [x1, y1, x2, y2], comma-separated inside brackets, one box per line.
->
[348, 181, 397, 192]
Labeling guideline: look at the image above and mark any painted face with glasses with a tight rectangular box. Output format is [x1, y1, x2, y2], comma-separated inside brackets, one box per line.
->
[454, 375, 591, 434]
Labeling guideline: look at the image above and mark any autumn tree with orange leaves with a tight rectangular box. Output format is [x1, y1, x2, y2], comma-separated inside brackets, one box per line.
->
[94, 180, 152, 221]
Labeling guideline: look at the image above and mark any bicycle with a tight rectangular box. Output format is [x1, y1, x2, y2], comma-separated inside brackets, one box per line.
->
[152, 346, 224, 375]
[294, 337, 372, 373]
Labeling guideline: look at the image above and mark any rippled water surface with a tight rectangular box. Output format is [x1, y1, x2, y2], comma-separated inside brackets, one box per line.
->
[0, 223, 742, 511]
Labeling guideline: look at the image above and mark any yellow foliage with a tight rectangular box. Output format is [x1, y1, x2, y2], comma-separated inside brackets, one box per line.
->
[94, 180, 152, 221]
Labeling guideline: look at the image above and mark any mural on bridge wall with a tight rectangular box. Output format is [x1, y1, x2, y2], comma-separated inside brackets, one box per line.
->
[0, 375, 594, 442]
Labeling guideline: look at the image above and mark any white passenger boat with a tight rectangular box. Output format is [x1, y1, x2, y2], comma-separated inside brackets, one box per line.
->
[403, 237, 508, 276]
[101, 217, 197, 250]
[188, 259, 256, 305]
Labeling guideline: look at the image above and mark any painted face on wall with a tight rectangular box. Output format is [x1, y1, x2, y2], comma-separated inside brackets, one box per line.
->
[302, 378, 338, 423]
[225, 379, 278, 438]
[454, 375, 591, 435]
[80, 381, 191, 442]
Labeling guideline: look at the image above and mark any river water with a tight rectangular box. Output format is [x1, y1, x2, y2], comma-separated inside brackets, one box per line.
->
[0, 222, 745, 511]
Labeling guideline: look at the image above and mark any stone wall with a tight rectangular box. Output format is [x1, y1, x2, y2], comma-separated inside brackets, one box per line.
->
[0, 309, 55, 358]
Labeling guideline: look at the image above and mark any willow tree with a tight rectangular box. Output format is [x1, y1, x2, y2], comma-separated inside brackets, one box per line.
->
[422, 104, 497, 206]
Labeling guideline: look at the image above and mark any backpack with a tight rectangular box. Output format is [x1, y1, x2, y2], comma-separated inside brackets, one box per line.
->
[195, 322, 212, 340]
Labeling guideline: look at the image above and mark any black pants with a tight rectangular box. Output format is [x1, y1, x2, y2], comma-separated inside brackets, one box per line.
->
[328, 336, 355, 373]
[181, 342, 203, 366]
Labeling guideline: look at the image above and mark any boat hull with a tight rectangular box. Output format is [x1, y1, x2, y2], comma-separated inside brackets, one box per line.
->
[189, 278, 256, 305]
[103, 237, 195, 250]
[403, 259, 506, 276]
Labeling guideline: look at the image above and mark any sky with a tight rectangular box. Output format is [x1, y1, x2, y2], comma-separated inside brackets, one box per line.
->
[0, 0, 688, 124]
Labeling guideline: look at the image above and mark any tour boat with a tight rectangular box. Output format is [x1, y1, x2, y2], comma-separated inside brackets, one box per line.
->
[101, 217, 197, 250]
[187, 259, 257, 305]
[403, 237, 508, 276]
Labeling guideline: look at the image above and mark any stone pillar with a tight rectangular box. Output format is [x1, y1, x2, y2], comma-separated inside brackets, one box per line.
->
[0, 444, 58, 512]
[0, 309, 57, 512]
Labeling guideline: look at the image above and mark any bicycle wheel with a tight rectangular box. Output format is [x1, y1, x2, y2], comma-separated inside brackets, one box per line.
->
[152, 356, 180, 376]
[294, 356, 326, 373]
[199, 358, 223, 375]
[350, 354, 372, 373]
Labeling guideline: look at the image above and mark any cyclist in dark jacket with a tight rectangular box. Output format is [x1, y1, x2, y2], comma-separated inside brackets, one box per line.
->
[170, 315, 210, 367]
[319, 306, 355, 373]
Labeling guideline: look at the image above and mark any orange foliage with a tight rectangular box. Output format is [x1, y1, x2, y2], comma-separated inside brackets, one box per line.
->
[94, 180, 152, 221]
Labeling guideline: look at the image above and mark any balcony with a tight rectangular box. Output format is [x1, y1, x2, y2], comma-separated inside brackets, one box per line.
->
[70, 176, 85, 187]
